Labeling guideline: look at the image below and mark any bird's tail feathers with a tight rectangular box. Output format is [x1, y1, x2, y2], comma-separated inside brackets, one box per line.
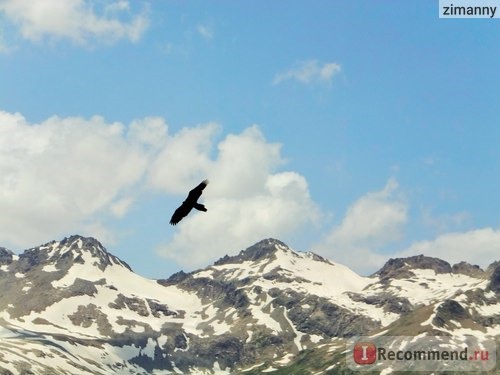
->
[194, 203, 207, 212]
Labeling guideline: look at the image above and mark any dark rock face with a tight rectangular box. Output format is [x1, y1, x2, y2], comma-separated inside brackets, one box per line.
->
[268, 288, 380, 338]
[307, 252, 332, 264]
[486, 261, 500, 275]
[452, 261, 485, 278]
[69, 303, 113, 335]
[376, 255, 452, 281]
[146, 299, 178, 318]
[17, 247, 48, 273]
[109, 294, 150, 317]
[66, 278, 99, 297]
[488, 264, 500, 293]
[263, 267, 309, 284]
[432, 300, 470, 327]
[347, 292, 412, 315]
[173, 276, 250, 310]
[158, 270, 190, 286]
[0, 247, 14, 265]
[190, 335, 244, 371]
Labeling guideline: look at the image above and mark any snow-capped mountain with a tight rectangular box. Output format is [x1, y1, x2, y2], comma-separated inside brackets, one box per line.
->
[0, 236, 498, 374]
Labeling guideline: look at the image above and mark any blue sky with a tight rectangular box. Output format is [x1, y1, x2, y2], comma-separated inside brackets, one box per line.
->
[1, 1, 499, 279]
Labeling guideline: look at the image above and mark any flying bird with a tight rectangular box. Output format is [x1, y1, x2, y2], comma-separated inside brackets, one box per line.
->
[169, 179, 209, 225]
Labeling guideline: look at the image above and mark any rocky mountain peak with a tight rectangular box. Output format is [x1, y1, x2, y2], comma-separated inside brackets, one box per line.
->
[451, 261, 486, 278]
[16, 235, 131, 273]
[214, 238, 290, 266]
[60, 234, 104, 250]
[486, 260, 500, 275]
[0, 247, 14, 265]
[376, 254, 452, 280]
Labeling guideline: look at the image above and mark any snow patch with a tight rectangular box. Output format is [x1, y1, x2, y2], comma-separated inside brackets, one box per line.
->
[42, 264, 58, 272]
[275, 353, 294, 364]
[248, 301, 282, 334]
[22, 285, 32, 292]
[470, 302, 500, 317]
[262, 367, 278, 373]
[373, 270, 487, 306]
[212, 360, 231, 374]
[309, 334, 323, 343]
[193, 269, 215, 279]
[484, 290, 495, 299]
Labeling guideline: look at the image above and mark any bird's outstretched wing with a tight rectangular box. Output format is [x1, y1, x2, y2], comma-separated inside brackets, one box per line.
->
[186, 179, 209, 204]
[169, 201, 192, 225]
[169, 179, 209, 225]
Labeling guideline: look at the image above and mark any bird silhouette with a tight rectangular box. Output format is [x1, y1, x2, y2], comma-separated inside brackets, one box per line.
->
[169, 179, 209, 225]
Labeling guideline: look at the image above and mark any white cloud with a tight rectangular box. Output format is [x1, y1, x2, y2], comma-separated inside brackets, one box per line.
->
[208, 126, 284, 199]
[147, 123, 220, 194]
[197, 24, 214, 41]
[314, 178, 498, 275]
[0, 111, 152, 247]
[273, 60, 341, 85]
[314, 178, 408, 274]
[155, 127, 320, 269]
[0, 0, 149, 45]
[104, 0, 130, 14]
[0, 110, 319, 265]
[110, 197, 134, 218]
[397, 228, 500, 269]
[128, 116, 169, 148]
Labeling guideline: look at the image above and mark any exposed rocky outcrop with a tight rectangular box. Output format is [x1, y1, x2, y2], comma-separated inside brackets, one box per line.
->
[347, 292, 413, 315]
[432, 299, 471, 327]
[376, 254, 452, 281]
[0, 247, 14, 266]
[488, 263, 500, 293]
[146, 299, 178, 318]
[109, 294, 150, 316]
[452, 261, 486, 278]
[268, 288, 380, 338]
[214, 238, 285, 265]
[69, 303, 114, 335]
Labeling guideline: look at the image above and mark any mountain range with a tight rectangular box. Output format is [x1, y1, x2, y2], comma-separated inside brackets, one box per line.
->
[0, 235, 498, 374]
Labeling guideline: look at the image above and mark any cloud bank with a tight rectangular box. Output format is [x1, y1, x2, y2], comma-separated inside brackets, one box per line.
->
[397, 228, 500, 270]
[1, 109, 497, 273]
[0, 0, 149, 45]
[314, 178, 408, 274]
[0, 111, 150, 245]
[0, 111, 319, 268]
[273, 60, 341, 85]
[314, 178, 499, 274]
